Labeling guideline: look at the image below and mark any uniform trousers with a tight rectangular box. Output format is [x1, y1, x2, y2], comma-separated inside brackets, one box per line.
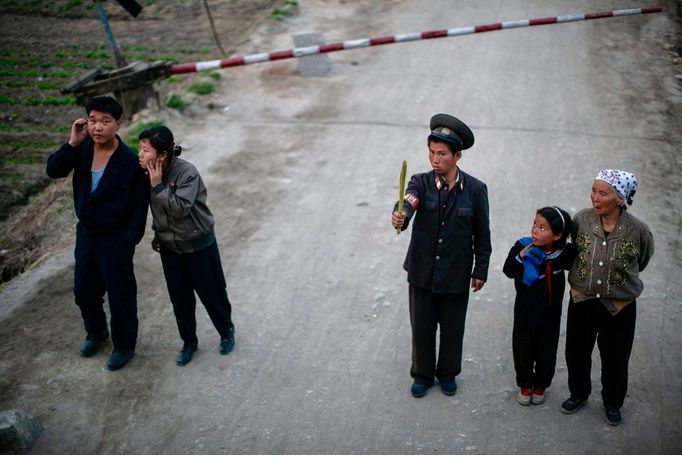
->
[73, 224, 138, 351]
[512, 318, 561, 389]
[409, 285, 469, 385]
[159, 240, 233, 346]
[565, 298, 636, 408]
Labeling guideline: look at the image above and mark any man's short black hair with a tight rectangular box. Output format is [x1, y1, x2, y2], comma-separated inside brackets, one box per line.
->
[427, 136, 461, 155]
[85, 96, 123, 120]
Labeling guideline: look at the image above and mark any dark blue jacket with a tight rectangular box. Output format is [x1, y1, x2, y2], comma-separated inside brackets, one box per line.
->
[46, 136, 149, 244]
[397, 169, 491, 294]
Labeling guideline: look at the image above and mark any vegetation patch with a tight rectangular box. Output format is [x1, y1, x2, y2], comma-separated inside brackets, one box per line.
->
[187, 82, 214, 95]
[166, 93, 188, 110]
[269, 0, 299, 21]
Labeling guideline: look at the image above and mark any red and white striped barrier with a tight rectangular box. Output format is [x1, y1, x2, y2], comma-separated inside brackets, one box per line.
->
[171, 6, 662, 75]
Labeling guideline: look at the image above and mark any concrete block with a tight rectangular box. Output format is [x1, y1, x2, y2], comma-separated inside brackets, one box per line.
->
[292, 32, 332, 77]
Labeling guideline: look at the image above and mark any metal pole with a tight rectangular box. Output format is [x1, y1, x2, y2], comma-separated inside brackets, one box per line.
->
[95, 0, 128, 68]
[203, 0, 228, 57]
[171, 6, 662, 75]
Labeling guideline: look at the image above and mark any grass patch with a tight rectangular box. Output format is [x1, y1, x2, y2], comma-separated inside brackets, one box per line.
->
[0, 80, 30, 88]
[125, 52, 148, 61]
[161, 75, 180, 84]
[84, 50, 110, 59]
[158, 55, 179, 63]
[270, 0, 298, 21]
[166, 93, 188, 110]
[1, 157, 35, 166]
[24, 96, 77, 106]
[49, 125, 72, 134]
[45, 69, 78, 78]
[3, 139, 56, 150]
[0, 69, 40, 77]
[202, 71, 221, 80]
[37, 81, 60, 90]
[0, 96, 17, 105]
[187, 82, 214, 95]
[270, 7, 292, 21]
[0, 124, 28, 133]
[62, 0, 82, 10]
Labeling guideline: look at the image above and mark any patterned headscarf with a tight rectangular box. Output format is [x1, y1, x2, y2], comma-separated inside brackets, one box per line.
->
[595, 169, 638, 206]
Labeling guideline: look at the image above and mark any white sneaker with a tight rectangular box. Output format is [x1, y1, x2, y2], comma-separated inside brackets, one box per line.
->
[516, 387, 532, 406]
[531, 387, 546, 405]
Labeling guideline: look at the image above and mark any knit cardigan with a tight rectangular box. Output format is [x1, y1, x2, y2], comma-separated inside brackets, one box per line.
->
[568, 208, 654, 313]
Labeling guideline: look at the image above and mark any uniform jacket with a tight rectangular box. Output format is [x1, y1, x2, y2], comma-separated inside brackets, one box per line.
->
[397, 169, 491, 294]
[568, 208, 654, 304]
[503, 240, 576, 324]
[46, 136, 149, 244]
[150, 157, 216, 254]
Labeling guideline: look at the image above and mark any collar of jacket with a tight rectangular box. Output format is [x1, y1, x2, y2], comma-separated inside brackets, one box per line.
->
[434, 169, 464, 191]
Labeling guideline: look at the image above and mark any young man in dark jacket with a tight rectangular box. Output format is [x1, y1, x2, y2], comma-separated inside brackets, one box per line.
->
[46, 96, 149, 371]
[392, 114, 491, 398]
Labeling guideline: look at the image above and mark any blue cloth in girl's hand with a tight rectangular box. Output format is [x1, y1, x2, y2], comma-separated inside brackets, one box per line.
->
[519, 236, 532, 247]
[518, 236, 545, 286]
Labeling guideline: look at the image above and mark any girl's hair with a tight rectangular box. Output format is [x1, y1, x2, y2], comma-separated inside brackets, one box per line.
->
[536, 206, 572, 249]
[138, 125, 182, 158]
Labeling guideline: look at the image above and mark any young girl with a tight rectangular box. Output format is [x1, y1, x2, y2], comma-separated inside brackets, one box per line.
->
[503, 206, 575, 405]
[138, 125, 235, 366]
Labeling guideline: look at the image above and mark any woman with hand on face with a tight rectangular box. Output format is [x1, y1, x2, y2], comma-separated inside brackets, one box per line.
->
[138, 125, 235, 366]
[561, 169, 654, 426]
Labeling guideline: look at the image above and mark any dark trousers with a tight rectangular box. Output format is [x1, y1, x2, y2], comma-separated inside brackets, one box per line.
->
[409, 285, 469, 385]
[565, 298, 636, 408]
[513, 318, 561, 389]
[160, 241, 233, 346]
[73, 225, 138, 351]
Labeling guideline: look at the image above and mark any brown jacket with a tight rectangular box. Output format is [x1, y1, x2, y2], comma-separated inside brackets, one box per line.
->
[568, 208, 654, 313]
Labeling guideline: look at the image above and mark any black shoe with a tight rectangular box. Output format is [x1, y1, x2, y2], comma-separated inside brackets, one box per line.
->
[411, 382, 430, 398]
[440, 379, 458, 396]
[176, 344, 197, 366]
[220, 326, 235, 355]
[107, 350, 135, 371]
[605, 405, 623, 426]
[80, 330, 109, 357]
[560, 397, 587, 414]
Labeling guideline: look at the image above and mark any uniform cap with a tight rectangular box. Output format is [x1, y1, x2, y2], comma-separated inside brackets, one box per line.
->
[429, 113, 474, 150]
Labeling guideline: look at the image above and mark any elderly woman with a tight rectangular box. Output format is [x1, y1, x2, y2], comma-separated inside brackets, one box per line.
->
[560, 169, 654, 425]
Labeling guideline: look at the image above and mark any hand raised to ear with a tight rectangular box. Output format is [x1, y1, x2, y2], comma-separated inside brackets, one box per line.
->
[147, 159, 163, 186]
[68, 118, 88, 147]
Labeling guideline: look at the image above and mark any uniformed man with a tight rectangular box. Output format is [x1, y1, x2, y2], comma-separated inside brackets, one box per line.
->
[391, 113, 491, 398]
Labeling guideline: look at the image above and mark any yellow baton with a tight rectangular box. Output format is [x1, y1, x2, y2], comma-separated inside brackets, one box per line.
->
[396, 160, 407, 235]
